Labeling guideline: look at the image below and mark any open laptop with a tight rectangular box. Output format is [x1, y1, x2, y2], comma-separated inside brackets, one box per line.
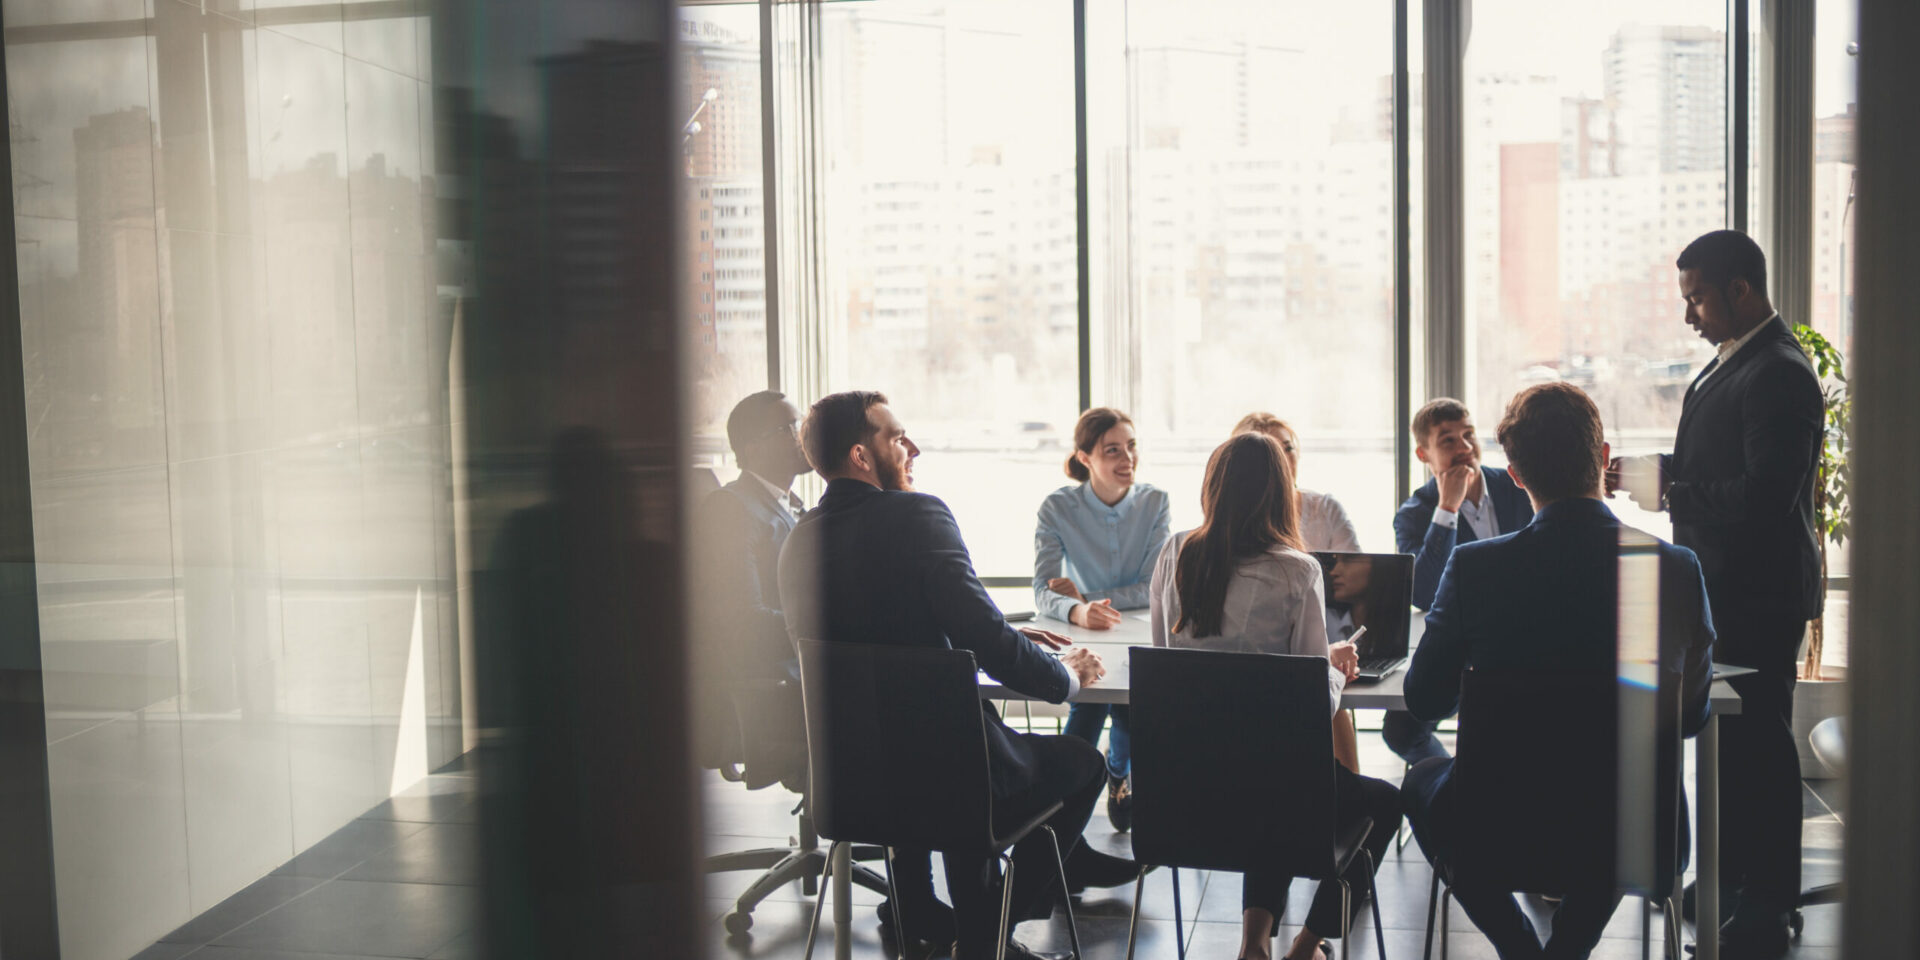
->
[1313, 552, 1416, 682]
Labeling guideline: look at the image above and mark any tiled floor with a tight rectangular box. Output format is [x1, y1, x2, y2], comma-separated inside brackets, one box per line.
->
[130, 732, 1844, 960]
[701, 724, 1845, 960]
[129, 756, 480, 960]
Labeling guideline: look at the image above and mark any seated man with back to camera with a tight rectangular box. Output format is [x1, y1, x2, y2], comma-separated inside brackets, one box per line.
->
[1399, 383, 1715, 960]
[778, 390, 1140, 960]
[1387, 397, 1535, 766]
[695, 391, 951, 955]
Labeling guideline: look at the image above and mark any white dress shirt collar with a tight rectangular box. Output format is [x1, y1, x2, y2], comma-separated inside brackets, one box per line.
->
[744, 470, 800, 516]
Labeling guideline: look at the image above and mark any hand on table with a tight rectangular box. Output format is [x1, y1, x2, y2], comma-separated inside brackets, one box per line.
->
[1047, 577, 1085, 601]
[1070, 598, 1122, 630]
[1328, 640, 1360, 682]
[1020, 626, 1073, 651]
[1060, 646, 1106, 688]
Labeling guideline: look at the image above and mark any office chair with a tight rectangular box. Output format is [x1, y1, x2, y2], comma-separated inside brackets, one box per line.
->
[794, 638, 1081, 960]
[700, 676, 892, 939]
[1126, 647, 1389, 960]
[1423, 669, 1686, 960]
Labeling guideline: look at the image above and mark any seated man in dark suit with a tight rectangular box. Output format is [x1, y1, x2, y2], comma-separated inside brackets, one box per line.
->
[1400, 383, 1715, 960]
[1386, 398, 1535, 765]
[697, 391, 813, 682]
[778, 390, 1138, 960]
[697, 391, 954, 954]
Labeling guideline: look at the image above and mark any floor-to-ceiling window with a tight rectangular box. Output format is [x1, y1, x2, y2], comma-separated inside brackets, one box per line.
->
[1462, 0, 1729, 540]
[1090, 0, 1400, 550]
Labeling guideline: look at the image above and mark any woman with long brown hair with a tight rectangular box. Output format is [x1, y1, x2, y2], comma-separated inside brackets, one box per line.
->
[1148, 432, 1400, 960]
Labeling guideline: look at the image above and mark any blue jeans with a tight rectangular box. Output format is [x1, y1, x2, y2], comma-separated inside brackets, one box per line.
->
[1382, 709, 1451, 765]
[1062, 702, 1129, 779]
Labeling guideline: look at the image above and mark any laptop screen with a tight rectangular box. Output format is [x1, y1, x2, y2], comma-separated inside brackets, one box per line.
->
[1313, 552, 1415, 660]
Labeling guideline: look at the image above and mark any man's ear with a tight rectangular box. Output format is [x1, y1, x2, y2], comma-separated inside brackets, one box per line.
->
[1728, 276, 1753, 306]
[1414, 444, 1431, 466]
[846, 442, 871, 474]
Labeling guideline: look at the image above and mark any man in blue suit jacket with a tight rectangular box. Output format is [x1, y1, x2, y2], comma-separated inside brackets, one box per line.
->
[1401, 384, 1715, 960]
[1386, 398, 1535, 764]
[778, 391, 1137, 960]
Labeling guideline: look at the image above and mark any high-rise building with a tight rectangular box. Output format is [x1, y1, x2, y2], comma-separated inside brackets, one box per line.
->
[1604, 24, 1726, 176]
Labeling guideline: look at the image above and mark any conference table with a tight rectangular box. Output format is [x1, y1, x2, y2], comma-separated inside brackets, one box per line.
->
[821, 611, 1745, 960]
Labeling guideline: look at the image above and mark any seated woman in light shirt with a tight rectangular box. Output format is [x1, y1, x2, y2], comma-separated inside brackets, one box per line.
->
[1034, 406, 1171, 834]
[1233, 412, 1362, 552]
[1234, 412, 1366, 774]
[1149, 432, 1400, 960]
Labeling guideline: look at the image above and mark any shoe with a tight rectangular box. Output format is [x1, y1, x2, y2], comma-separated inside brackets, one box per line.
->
[1063, 846, 1144, 893]
[1681, 880, 1739, 929]
[953, 939, 1070, 960]
[878, 899, 956, 958]
[1106, 770, 1133, 833]
[1717, 909, 1791, 960]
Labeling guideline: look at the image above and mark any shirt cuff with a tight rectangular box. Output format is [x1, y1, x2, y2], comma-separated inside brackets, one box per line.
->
[1431, 508, 1459, 530]
[1064, 668, 1081, 700]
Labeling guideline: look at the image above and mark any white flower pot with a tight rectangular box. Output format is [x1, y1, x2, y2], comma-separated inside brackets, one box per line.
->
[1792, 665, 1848, 780]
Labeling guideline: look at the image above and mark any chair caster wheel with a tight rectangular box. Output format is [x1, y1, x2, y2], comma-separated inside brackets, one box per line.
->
[1789, 909, 1805, 937]
[724, 911, 753, 938]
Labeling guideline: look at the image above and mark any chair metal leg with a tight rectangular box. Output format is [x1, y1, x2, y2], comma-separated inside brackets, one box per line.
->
[1124, 867, 1149, 960]
[1396, 761, 1413, 854]
[1338, 879, 1352, 960]
[1642, 896, 1652, 960]
[1171, 868, 1186, 960]
[801, 840, 841, 960]
[1439, 885, 1453, 960]
[1664, 897, 1683, 960]
[883, 848, 907, 960]
[1365, 851, 1388, 960]
[1424, 870, 1441, 960]
[1041, 826, 1082, 959]
[997, 853, 1018, 960]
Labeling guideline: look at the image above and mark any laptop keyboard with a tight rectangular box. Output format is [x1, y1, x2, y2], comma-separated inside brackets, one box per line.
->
[1358, 656, 1407, 675]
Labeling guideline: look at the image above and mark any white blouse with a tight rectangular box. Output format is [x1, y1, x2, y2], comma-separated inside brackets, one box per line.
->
[1148, 532, 1343, 715]
[1299, 489, 1363, 553]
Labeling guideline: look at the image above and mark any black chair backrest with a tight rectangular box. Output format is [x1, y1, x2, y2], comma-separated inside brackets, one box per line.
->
[1452, 669, 1682, 896]
[1129, 646, 1339, 879]
[795, 638, 994, 851]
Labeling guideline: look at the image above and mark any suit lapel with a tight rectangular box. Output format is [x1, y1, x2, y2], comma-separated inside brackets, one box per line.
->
[1677, 316, 1790, 442]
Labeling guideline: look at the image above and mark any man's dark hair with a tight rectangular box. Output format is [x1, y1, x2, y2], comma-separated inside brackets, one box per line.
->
[1676, 229, 1768, 302]
[1411, 397, 1471, 448]
[725, 390, 789, 459]
[801, 390, 889, 476]
[1496, 382, 1605, 503]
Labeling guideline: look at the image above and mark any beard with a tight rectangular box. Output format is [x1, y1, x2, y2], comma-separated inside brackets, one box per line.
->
[874, 451, 913, 492]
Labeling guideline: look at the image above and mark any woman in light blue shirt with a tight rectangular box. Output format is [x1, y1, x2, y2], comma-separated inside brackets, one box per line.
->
[1033, 407, 1171, 833]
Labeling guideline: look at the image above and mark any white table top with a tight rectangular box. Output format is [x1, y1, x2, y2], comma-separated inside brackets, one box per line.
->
[981, 611, 1743, 713]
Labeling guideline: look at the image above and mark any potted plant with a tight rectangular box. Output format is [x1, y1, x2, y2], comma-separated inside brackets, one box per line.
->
[1791, 323, 1850, 778]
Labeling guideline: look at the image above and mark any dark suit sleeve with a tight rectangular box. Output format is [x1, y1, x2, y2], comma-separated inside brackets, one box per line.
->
[1667, 357, 1823, 526]
[1395, 489, 1454, 611]
[1404, 550, 1469, 721]
[697, 491, 791, 663]
[914, 496, 1073, 703]
[1673, 548, 1717, 738]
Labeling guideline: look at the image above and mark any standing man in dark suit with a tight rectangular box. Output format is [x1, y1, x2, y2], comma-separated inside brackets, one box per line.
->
[778, 391, 1138, 960]
[1403, 383, 1716, 960]
[1386, 398, 1535, 764]
[1611, 230, 1823, 959]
